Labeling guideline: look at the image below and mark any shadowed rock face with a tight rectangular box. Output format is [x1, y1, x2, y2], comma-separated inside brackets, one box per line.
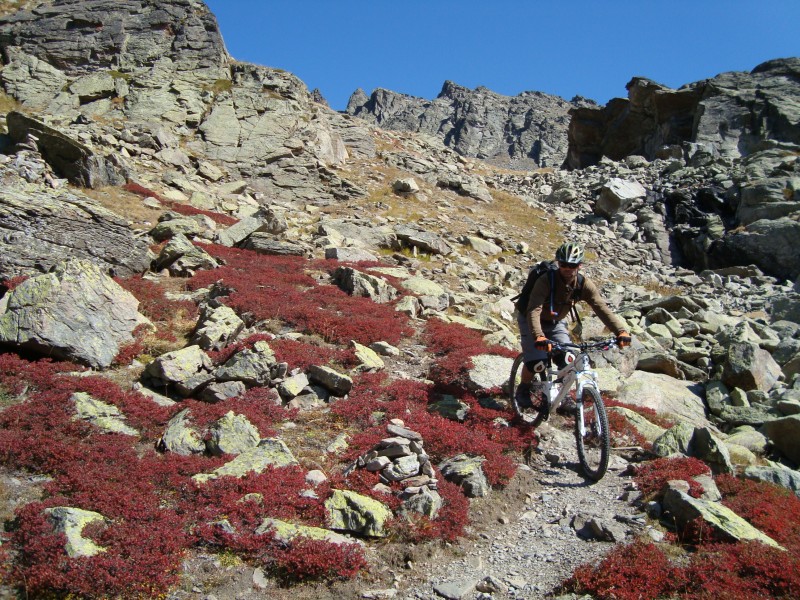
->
[347, 80, 597, 169]
[565, 57, 800, 169]
[0, 0, 229, 78]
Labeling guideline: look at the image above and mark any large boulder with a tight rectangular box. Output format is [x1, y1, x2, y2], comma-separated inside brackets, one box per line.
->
[0, 259, 147, 368]
[157, 408, 206, 456]
[595, 178, 646, 217]
[190, 305, 244, 351]
[721, 342, 782, 392]
[5, 112, 126, 187]
[615, 371, 708, 425]
[144, 345, 214, 397]
[711, 218, 800, 282]
[71, 392, 138, 437]
[0, 180, 151, 280]
[214, 341, 276, 387]
[467, 354, 514, 393]
[332, 267, 398, 304]
[662, 486, 782, 548]
[193, 438, 298, 484]
[760, 415, 800, 465]
[206, 411, 260, 457]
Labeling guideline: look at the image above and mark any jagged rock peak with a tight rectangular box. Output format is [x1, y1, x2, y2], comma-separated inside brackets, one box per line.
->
[0, 0, 230, 79]
[346, 80, 595, 169]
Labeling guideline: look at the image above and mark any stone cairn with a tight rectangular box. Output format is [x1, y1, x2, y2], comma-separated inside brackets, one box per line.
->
[346, 419, 442, 517]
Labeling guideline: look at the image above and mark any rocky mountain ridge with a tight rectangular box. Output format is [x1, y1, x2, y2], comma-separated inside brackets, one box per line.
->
[346, 81, 596, 170]
[0, 1, 799, 599]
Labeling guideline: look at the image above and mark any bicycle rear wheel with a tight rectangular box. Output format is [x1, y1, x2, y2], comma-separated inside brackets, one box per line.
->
[574, 386, 610, 481]
[509, 354, 549, 427]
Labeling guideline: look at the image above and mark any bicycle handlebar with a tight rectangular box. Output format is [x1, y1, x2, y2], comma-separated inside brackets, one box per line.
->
[545, 338, 618, 352]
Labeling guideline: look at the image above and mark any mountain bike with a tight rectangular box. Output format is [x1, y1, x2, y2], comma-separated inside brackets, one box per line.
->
[508, 338, 616, 481]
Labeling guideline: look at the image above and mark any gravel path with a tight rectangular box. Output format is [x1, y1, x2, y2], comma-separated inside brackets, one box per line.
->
[392, 418, 652, 600]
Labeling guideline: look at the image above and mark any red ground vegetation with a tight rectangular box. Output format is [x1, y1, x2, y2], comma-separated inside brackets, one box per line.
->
[633, 456, 710, 499]
[188, 246, 412, 345]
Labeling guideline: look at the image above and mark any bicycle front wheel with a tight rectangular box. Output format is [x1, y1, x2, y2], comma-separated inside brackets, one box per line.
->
[574, 386, 610, 481]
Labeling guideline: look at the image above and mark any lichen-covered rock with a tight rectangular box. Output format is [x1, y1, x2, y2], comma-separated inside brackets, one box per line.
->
[428, 396, 470, 422]
[0, 177, 151, 280]
[153, 232, 219, 276]
[308, 365, 352, 396]
[144, 345, 213, 393]
[325, 489, 392, 537]
[652, 421, 695, 457]
[760, 415, 800, 465]
[467, 354, 514, 392]
[44, 507, 107, 558]
[351, 340, 385, 371]
[332, 267, 398, 304]
[157, 408, 205, 456]
[255, 517, 355, 545]
[214, 341, 276, 387]
[193, 438, 298, 484]
[206, 411, 260, 456]
[0, 259, 147, 368]
[662, 486, 783, 549]
[71, 392, 138, 436]
[190, 305, 244, 351]
[399, 487, 443, 519]
[615, 371, 708, 425]
[607, 407, 666, 443]
[277, 372, 310, 400]
[721, 342, 783, 392]
[438, 454, 490, 498]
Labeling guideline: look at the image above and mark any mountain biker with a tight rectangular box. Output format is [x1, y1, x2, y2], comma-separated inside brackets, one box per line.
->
[515, 241, 631, 410]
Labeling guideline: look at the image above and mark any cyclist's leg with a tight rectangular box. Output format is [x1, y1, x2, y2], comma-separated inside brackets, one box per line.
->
[516, 312, 547, 409]
[547, 321, 576, 414]
[548, 321, 571, 369]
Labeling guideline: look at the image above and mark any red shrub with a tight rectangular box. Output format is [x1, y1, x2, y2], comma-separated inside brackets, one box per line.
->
[684, 541, 800, 599]
[124, 181, 163, 200]
[716, 474, 800, 551]
[1, 275, 29, 292]
[633, 456, 710, 500]
[272, 538, 367, 581]
[564, 540, 683, 600]
[162, 202, 239, 226]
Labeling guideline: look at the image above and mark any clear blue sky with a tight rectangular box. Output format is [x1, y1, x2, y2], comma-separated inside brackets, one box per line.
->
[205, 1, 799, 111]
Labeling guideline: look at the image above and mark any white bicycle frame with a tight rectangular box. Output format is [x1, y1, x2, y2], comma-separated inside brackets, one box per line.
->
[536, 351, 600, 422]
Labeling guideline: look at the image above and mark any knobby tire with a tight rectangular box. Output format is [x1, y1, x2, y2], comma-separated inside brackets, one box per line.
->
[574, 386, 610, 481]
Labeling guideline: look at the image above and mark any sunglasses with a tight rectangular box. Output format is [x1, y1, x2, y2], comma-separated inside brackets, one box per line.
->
[558, 261, 581, 269]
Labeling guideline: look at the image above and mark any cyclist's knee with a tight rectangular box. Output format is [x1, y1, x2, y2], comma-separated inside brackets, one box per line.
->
[525, 360, 546, 374]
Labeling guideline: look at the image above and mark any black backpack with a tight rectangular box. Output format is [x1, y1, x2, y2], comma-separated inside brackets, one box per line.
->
[512, 260, 585, 314]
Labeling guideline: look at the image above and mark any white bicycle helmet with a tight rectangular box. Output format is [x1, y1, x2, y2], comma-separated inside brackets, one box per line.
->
[555, 242, 584, 264]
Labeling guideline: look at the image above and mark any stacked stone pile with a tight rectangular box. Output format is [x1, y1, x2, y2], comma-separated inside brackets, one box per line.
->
[348, 420, 443, 518]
